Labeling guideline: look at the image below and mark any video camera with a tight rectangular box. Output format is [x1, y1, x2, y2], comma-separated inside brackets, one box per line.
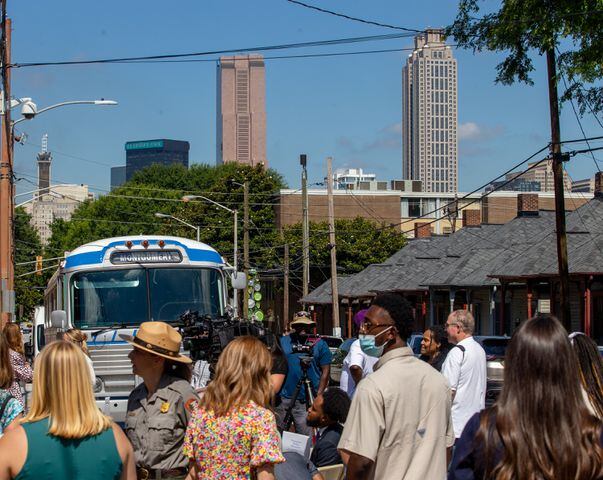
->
[178, 310, 276, 363]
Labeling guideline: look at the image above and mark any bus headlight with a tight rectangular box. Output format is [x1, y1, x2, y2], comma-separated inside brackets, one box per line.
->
[93, 377, 104, 393]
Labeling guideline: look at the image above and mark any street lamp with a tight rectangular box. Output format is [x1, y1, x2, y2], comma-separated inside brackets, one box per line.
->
[9, 98, 118, 126]
[0, 94, 118, 323]
[182, 195, 239, 316]
[154, 212, 200, 242]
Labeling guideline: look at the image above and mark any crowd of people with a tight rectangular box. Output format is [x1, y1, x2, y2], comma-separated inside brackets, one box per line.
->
[0, 293, 601, 479]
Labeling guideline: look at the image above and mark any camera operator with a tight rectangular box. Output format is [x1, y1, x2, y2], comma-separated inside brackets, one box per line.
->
[276, 312, 332, 435]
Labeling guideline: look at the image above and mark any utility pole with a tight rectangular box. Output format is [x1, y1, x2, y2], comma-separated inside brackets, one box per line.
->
[326, 157, 340, 336]
[546, 47, 571, 328]
[0, 17, 12, 326]
[242, 180, 250, 320]
[283, 244, 289, 330]
[301, 154, 310, 298]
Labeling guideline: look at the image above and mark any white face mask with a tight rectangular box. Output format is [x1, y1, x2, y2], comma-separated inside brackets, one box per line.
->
[359, 326, 393, 358]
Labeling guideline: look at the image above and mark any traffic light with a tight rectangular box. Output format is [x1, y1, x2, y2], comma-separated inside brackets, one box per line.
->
[35, 256, 43, 275]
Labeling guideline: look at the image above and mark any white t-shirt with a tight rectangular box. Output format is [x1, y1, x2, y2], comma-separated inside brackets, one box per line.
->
[340, 339, 378, 398]
[441, 336, 487, 438]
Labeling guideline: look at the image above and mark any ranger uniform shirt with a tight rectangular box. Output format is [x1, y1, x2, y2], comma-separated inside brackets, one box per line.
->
[125, 374, 199, 471]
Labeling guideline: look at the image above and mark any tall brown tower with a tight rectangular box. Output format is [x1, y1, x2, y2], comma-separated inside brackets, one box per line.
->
[216, 54, 267, 167]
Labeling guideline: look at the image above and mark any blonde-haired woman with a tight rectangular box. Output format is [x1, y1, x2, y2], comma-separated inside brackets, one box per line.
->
[183, 336, 284, 480]
[0, 341, 136, 479]
[63, 328, 95, 385]
[2, 324, 33, 408]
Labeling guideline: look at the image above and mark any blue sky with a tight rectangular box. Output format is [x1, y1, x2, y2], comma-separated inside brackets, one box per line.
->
[9, 0, 602, 197]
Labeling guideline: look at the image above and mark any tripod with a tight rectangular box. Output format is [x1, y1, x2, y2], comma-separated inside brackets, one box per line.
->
[279, 356, 315, 432]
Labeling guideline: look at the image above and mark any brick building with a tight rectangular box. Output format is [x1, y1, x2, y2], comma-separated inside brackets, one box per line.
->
[276, 189, 592, 236]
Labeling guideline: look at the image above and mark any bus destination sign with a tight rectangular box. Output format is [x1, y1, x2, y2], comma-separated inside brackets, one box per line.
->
[110, 250, 182, 264]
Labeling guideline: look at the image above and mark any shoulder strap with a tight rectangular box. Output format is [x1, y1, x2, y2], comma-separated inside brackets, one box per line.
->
[452, 344, 466, 391]
[0, 393, 13, 421]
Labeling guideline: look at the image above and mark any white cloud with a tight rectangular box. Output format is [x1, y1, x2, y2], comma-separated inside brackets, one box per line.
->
[458, 122, 482, 140]
[458, 122, 505, 141]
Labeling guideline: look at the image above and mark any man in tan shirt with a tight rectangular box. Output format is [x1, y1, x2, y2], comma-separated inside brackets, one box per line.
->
[338, 294, 454, 480]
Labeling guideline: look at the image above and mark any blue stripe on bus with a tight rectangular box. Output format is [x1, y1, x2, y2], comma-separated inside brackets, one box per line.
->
[88, 340, 130, 345]
[64, 239, 223, 269]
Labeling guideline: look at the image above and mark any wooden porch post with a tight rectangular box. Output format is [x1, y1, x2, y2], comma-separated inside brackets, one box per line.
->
[527, 282, 533, 319]
[585, 276, 592, 336]
[347, 303, 353, 339]
[500, 282, 507, 336]
[429, 288, 435, 326]
[449, 288, 456, 314]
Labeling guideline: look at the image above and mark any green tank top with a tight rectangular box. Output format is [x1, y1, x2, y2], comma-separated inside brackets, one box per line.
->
[15, 419, 123, 480]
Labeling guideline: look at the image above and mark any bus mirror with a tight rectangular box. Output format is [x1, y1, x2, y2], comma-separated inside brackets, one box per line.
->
[231, 272, 247, 290]
[50, 310, 67, 329]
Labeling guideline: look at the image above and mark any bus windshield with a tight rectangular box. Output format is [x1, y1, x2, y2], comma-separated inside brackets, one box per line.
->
[71, 268, 223, 328]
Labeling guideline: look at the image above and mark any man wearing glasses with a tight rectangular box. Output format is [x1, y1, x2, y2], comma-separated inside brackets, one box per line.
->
[338, 294, 454, 480]
[441, 310, 487, 444]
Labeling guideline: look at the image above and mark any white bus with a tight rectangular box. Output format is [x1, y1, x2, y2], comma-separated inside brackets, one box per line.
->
[39, 235, 244, 422]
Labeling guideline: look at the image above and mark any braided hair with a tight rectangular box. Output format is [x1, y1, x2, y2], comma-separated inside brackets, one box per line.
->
[570, 332, 603, 419]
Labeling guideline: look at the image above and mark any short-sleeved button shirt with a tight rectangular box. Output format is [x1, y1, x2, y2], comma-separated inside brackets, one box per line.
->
[339, 339, 378, 398]
[441, 336, 487, 438]
[183, 401, 285, 479]
[279, 335, 332, 402]
[338, 347, 454, 480]
[125, 374, 199, 470]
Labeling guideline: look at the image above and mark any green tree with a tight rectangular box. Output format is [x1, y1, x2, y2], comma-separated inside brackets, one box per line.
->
[14, 207, 46, 321]
[281, 217, 407, 290]
[447, 1, 603, 112]
[46, 163, 287, 270]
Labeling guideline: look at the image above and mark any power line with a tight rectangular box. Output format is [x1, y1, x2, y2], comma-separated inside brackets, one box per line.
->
[10, 32, 418, 69]
[284, 0, 423, 33]
[559, 69, 601, 172]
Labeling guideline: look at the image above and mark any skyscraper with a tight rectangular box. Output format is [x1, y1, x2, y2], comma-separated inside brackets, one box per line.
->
[216, 54, 266, 166]
[125, 139, 189, 181]
[402, 29, 458, 192]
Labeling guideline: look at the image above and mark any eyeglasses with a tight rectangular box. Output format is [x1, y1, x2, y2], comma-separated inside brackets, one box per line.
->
[361, 322, 392, 334]
[445, 322, 459, 328]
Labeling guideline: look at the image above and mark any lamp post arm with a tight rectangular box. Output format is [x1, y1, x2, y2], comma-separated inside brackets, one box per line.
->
[170, 216, 198, 232]
[188, 194, 234, 214]
[12, 100, 117, 126]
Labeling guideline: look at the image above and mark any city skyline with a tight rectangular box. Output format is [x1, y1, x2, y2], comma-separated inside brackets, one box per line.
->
[10, 0, 602, 198]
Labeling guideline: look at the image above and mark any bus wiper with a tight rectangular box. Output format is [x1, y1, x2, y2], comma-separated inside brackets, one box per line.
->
[91, 323, 130, 339]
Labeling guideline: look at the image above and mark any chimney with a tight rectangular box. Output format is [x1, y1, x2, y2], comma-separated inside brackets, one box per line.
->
[595, 172, 603, 198]
[462, 209, 481, 227]
[414, 222, 432, 238]
[517, 193, 539, 217]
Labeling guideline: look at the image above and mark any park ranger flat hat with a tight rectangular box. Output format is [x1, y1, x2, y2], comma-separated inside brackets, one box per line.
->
[290, 311, 315, 326]
[120, 321, 192, 364]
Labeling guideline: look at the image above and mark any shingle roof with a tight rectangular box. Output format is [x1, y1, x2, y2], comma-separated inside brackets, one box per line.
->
[300, 200, 603, 306]
[492, 197, 603, 278]
[425, 211, 556, 287]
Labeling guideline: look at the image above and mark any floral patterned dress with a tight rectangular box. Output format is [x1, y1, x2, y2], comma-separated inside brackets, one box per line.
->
[8, 349, 33, 408]
[183, 401, 284, 479]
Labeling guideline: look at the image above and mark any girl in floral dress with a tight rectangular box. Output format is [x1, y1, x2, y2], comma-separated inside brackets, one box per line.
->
[184, 336, 285, 480]
[0, 333, 23, 436]
[3, 324, 33, 408]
